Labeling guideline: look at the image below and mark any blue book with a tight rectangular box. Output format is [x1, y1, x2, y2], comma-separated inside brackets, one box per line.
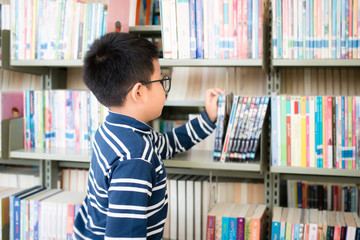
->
[317, 97, 323, 168]
[341, 96, 345, 169]
[309, 0, 314, 58]
[305, 0, 310, 58]
[331, 0, 337, 58]
[10, 186, 43, 240]
[341, 0, 346, 59]
[297, 181, 302, 208]
[271, 207, 282, 240]
[189, 0, 196, 58]
[195, 0, 203, 58]
[228, 217, 237, 240]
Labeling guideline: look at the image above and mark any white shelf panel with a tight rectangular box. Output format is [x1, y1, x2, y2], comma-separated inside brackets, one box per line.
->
[165, 100, 204, 107]
[11, 59, 83, 67]
[159, 59, 263, 67]
[129, 25, 161, 33]
[10, 59, 263, 68]
[164, 150, 261, 171]
[272, 59, 360, 67]
[10, 148, 91, 162]
[271, 166, 360, 177]
[10, 148, 261, 172]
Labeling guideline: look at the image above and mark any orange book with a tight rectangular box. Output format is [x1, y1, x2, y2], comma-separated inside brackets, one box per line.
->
[250, 205, 267, 240]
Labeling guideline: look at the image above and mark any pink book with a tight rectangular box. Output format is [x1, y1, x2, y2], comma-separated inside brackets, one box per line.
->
[326, 96, 333, 168]
[219, 0, 225, 59]
[74, 91, 81, 149]
[241, 0, 248, 58]
[345, 97, 348, 169]
[106, 0, 130, 33]
[315, 0, 322, 59]
[228, 0, 234, 59]
[258, 0, 263, 59]
[236, 0, 241, 58]
[352, 97, 356, 169]
[306, 96, 310, 167]
[349, 0, 353, 59]
[233, 0, 238, 58]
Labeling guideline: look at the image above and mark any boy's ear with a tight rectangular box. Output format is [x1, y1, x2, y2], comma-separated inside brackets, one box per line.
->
[130, 82, 145, 103]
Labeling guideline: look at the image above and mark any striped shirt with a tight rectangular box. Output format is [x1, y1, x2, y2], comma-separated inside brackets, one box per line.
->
[73, 110, 215, 239]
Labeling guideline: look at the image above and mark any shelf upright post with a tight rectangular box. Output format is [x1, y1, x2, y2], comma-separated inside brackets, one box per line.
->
[45, 159, 59, 189]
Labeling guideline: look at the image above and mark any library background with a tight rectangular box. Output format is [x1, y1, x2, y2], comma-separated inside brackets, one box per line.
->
[0, 0, 359, 239]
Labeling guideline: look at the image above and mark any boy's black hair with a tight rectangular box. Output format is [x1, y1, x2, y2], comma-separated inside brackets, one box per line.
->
[83, 32, 160, 107]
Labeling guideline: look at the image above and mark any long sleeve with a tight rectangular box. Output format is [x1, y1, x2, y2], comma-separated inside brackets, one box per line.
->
[105, 159, 156, 239]
[153, 110, 216, 159]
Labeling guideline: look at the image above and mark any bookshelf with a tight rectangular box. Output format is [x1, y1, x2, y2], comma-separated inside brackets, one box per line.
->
[269, 1, 360, 214]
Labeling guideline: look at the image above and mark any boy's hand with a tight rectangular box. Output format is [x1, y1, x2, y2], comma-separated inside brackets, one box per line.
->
[205, 88, 226, 123]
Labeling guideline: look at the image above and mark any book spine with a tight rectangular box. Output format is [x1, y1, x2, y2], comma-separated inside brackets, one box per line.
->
[223, 0, 229, 59]
[189, 0, 196, 58]
[301, 96, 307, 167]
[196, 0, 204, 58]
[352, 97, 356, 169]
[286, 96, 292, 166]
[237, 217, 245, 240]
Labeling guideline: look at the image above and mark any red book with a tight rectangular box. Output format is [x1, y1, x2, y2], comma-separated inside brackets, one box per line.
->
[206, 215, 216, 240]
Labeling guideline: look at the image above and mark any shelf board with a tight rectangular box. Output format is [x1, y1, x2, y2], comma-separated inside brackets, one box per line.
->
[159, 59, 263, 67]
[10, 148, 91, 162]
[10, 148, 261, 172]
[10, 58, 263, 68]
[129, 25, 161, 33]
[165, 100, 204, 107]
[164, 150, 261, 172]
[271, 166, 360, 177]
[11, 59, 83, 67]
[272, 59, 360, 67]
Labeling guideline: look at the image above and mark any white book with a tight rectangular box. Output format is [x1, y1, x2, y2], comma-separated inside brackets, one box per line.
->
[201, 178, 211, 240]
[169, 175, 183, 240]
[203, 0, 209, 58]
[177, 175, 192, 240]
[176, 0, 191, 59]
[170, 0, 179, 59]
[160, 0, 173, 58]
[194, 176, 205, 240]
[128, 0, 137, 26]
[185, 175, 198, 240]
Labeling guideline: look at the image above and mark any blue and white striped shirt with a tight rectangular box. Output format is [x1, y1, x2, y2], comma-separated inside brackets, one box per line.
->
[73, 110, 215, 239]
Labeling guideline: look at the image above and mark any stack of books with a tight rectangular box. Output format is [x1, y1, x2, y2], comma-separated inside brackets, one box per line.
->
[206, 203, 267, 240]
[213, 94, 270, 162]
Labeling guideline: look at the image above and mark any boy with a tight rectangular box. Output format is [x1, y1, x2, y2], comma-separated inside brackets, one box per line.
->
[73, 32, 224, 239]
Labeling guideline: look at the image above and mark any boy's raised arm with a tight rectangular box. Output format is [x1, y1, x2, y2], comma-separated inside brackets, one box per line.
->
[153, 88, 224, 159]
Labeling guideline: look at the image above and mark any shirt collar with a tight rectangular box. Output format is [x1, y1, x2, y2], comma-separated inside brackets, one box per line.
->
[105, 110, 153, 133]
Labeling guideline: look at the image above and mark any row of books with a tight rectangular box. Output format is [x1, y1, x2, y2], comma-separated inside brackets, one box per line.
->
[271, 207, 360, 240]
[133, 0, 161, 26]
[163, 174, 265, 239]
[286, 180, 360, 215]
[11, 0, 108, 60]
[0, 185, 85, 240]
[271, 94, 360, 169]
[206, 203, 267, 240]
[214, 94, 269, 162]
[0, 167, 39, 189]
[61, 168, 89, 193]
[24, 90, 108, 150]
[272, 0, 360, 59]
[161, 0, 265, 60]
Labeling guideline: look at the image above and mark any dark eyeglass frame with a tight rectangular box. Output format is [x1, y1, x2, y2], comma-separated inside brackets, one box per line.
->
[121, 75, 172, 101]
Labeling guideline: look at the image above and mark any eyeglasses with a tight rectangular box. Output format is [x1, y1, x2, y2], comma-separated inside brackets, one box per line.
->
[121, 75, 172, 101]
